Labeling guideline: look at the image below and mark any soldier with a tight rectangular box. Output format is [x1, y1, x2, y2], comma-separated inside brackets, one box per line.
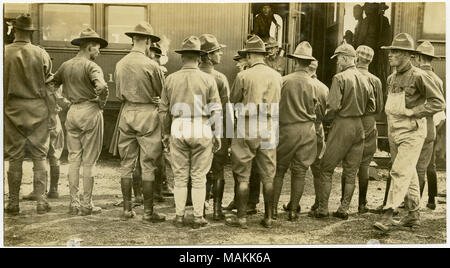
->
[226, 35, 282, 228]
[311, 43, 375, 220]
[159, 36, 222, 229]
[22, 86, 70, 201]
[4, 14, 53, 215]
[374, 33, 445, 232]
[199, 34, 230, 221]
[349, 46, 384, 214]
[272, 42, 322, 221]
[265, 37, 286, 76]
[286, 60, 329, 215]
[113, 22, 166, 221]
[52, 28, 109, 216]
[416, 41, 445, 210]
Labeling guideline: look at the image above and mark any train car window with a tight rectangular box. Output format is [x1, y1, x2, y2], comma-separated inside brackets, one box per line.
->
[422, 2, 445, 39]
[42, 4, 93, 42]
[105, 5, 147, 44]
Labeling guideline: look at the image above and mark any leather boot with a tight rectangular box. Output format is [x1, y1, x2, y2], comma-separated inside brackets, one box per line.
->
[213, 179, 225, 221]
[272, 171, 285, 220]
[317, 180, 332, 217]
[358, 168, 369, 214]
[35, 171, 51, 214]
[154, 171, 165, 203]
[121, 177, 135, 219]
[6, 171, 22, 215]
[132, 173, 143, 206]
[260, 183, 274, 228]
[143, 181, 166, 223]
[396, 210, 421, 228]
[288, 167, 306, 221]
[374, 208, 396, 232]
[47, 165, 60, 199]
[334, 183, 355, 220]
[225, 182, 249, 229]
[224, 172, 238, 211]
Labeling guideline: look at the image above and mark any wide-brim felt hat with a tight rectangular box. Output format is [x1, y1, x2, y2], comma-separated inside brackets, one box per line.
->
[125, 22, 160, 43]
[238, 35, 268, 56]
[175, 36, 206, 55]
[416, 40, 439, 59]
[199, 34, 227, 53]
[233, 51, 245, 61]
[287, 41, 316, 61]
[71, 28, 108, 48]
[12, 14, 37, 31]
[381, 32, 415, 52]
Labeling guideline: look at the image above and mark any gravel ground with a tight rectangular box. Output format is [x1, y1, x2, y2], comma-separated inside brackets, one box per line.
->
[3, 158, 447, 246]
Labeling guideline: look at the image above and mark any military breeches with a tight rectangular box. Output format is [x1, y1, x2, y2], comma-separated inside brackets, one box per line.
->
[231, 137, 276, 185]
[118, 103, 162, 182]
[170, 136, 213, 189]
[320, 117, 365, 185]
[65, 102, 103, 166]
[276, 121, 317, 176]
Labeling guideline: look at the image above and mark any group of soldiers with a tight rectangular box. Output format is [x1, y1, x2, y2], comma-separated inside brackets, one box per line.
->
[4, 14, 445, 233]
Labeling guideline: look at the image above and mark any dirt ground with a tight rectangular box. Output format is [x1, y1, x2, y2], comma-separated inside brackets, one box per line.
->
[3, 158, 447, 246]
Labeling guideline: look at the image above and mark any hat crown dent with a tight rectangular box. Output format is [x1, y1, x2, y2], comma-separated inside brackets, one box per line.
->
[78, 27, 101, 38]
[132, 22, 155, 35]
[180, 35, 202, 51]
[417, 41, 435, 57]
[391, 32, 415, 50]
[199, 34, 223, 52]
[294, 41, 313, 56]
[244, 35, 266, 52]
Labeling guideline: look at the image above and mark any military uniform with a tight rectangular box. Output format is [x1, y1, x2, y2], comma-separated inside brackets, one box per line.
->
[4, 15, 53, 214]
[272, 42, 321, 220]
[265, 56, 285, 76]
[414, 41, 445, 208]
[199, 34, 230, 220]
[160, 36, 221, 227]
[53, 28, 108, 215]
[308, 72, 329, 211]
[355, 64, 384, 211]
[228, 36, 282, 228]
[316, 44, 375, 218]
[374, 33, 445, 232]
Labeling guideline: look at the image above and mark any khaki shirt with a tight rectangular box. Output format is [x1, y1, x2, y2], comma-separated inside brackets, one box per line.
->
[357, 66, 384, 115]
[53, 55, 106, 103]
[199, 62, 230, 106]
[4, 41, 52, 100]
[279, 70, 320, 125]
[159, 65, 221, 135]
[230, 62, 282, 117]
[327, 65, 375, 118]
[115, 50, 165, 103]
[387, 62, 445, 118]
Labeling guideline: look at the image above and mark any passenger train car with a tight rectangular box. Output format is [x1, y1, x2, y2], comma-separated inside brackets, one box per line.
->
[3, 2, 446, 167]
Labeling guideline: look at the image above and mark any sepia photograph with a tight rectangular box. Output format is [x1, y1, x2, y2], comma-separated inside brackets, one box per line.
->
[1, 0, 447, 248]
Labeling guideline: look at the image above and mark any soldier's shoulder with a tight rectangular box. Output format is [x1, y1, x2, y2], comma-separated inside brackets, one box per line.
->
[411, 66, 429, 78]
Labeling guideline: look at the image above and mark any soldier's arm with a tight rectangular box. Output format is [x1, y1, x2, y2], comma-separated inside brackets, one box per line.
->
[159, 81, 171, 137]
[115, 68, 124, 102]
[324, 76, 342, 121]
[315, 85, 328, 124]
[230, 74, 244, 104]
[375, 79, 385, 115]
[89, 63, 109, 108]
[411, 72, 445, 118]
[149, 65, 165, 104]
[365, 81, 376, 114]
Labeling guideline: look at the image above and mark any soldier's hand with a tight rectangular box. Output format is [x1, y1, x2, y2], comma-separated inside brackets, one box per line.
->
[152, 96, 161, 105]
[213, 136, 221, 153]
